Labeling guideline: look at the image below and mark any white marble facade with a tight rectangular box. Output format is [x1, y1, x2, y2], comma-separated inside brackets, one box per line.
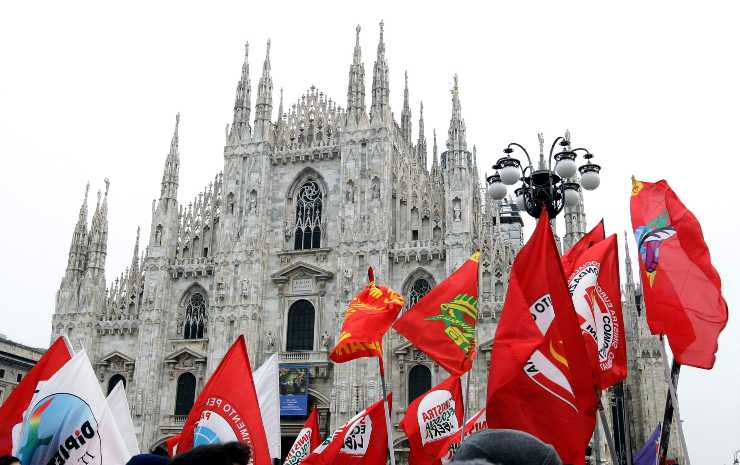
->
[51, 22, 675, 461]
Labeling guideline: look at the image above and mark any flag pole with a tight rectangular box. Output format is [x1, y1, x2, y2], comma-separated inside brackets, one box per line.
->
[460, 369, 471, 446]
[657, 337, 691, 465]
[598, 396, 620, 465]
[378, 356, 397, 465]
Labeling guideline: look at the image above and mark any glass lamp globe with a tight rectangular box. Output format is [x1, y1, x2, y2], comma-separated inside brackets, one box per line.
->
[500, 165, 520, 185]
[580, 170, 600, 190]
[555, 158, 577, 178]
[563, 188, 580, 207]
[489, 181, 507, 200]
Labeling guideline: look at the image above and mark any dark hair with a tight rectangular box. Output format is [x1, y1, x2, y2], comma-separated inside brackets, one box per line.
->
[0, 456, 21, 465]
[170, 442, 251, 465]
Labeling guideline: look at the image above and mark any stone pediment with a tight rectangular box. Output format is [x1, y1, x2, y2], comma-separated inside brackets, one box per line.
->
[163, 347, 207, 365]
[97, 351, 135, 367]
[271, 261, 334, 284]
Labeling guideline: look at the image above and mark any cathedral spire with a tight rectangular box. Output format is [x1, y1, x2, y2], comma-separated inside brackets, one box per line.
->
[254, 39, 274, 141]
[417, 101, 427, 168]
[66, 182, 90, 274]
[346, 25, 368, 128]
[130, 226, 140, 272]
[87, 179, 110, 274]
[370, 20, 390, 125]
[446, 74, 467, 152]
[160, 113, 180, 201]
[431, 128, 441, 178]
[230, 42, 251, 142]
[401, 70, 412, 144]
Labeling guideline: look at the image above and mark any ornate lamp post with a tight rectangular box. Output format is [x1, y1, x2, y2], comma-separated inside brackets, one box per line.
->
[486, 132, 602, 219]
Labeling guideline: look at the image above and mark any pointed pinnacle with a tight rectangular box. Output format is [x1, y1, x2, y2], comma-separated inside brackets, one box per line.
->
[104, 178, 110, 198]
[356, 24, 361, 46]
[84, 182, 90, 204]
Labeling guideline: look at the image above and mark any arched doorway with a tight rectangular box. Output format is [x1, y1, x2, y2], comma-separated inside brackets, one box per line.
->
[408, 365, 432, 405]
[286, 300, 315, 351]
[174, 372, 196, 416]
[107, 373, 126, 395]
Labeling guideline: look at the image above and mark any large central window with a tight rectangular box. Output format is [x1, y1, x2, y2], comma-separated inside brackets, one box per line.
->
[406, 278, 432, 310]
[294, 181, 322, 250]
[183, 292, 206, 339]
[286, 300, 315, 351]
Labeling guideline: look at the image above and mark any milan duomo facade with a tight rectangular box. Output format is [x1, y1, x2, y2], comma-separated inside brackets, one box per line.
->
[51, 23, 681, 463]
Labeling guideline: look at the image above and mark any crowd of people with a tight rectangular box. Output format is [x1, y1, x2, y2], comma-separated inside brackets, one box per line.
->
[0, 429, 565, 465]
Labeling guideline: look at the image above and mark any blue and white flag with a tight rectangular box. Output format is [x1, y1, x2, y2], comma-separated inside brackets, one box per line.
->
[12, 350, 131, 465]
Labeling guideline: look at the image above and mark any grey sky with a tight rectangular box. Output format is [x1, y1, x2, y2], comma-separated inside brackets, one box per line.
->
[1, 1, 738, 463]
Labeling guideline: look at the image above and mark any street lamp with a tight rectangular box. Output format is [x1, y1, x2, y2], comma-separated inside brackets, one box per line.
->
[485, 133, 601, 219]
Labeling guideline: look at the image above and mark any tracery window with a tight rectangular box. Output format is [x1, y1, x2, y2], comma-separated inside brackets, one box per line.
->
[183, 292, 207, 339]
[408, 365, 432, 405]
[406, 278, 432, 310]
[294, 181, 323, 250]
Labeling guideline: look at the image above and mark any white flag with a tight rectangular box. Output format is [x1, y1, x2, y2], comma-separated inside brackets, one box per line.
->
[254, 353, 280, 460]
[12, 350, 132, 465]
[106, 380, 140, 456]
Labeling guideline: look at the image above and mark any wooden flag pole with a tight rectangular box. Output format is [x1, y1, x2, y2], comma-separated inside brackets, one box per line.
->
[657, 337, 691, 465]
[378, 357, 397, 465]
[597, 396, 620, 465]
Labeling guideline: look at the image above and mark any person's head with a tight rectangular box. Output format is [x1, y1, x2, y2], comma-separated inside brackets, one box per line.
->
[125, 453, 170, 465]
[170, 442, 251, 465]
[0, 455, 21, 465]
[450, 429, 562, 465]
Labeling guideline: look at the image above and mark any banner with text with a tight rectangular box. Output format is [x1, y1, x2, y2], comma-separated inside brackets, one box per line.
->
[280, 365, 309, 416]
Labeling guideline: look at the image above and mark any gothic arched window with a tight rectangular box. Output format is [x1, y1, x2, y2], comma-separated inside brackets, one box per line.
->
[107, 374, 126, 395]
[406, 278, 432, 310]
[294, 181, 322, 250]
[183, 292, 207, 339]
[174, 372, 196, 416]
[286, 300, 315, 351]
[408, 365, 432, 405]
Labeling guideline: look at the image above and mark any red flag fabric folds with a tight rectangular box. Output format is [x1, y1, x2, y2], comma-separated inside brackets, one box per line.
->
[284, 408, 321, 465]
[562, 220, 605, 273]
[393, 253, 479, 376]
[486, 213, 597, 465]
[630, 178, 728, 369]
[565, 234, 628, 389]
[303, 395, 391, 465]
[330, 268, 404, 363]
[176, 336, 271, 465]
[0, 336, 73, 455]
[400, 374, 463, 465]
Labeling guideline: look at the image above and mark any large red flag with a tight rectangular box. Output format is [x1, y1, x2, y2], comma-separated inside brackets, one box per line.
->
[176, 336, 271, 465]
[330, 268, 404, 364]
[438, 408, 487, 464]
[486, 212, 597, 465]
[303, 395, 391, 465]
[0, 336, 73, 455]
[393, 253, 479, 376]
[562, 220, 605, 273]
[566, 235, 628, 389]
[400, 374, 463, 465]
[284, 408, 321, 465]
[630, 178, 728, 369]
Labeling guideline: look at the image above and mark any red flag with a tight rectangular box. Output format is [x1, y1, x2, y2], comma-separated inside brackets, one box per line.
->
[330, 268, 404, 364]
[486, 212, 597, 465]
[284, 408, 321, 465]
[0, 336, 73, 455]
[400, 374, 463, 465]
[562, 220, 605, 273]
[166, 434, 181, 457]
[176, 336, 271, 465]
[303, 395, 391, 465]
[393, 253, 479, 376]
[566, 235, 628, 389]
[631, 178, 728, 369]
[437, 408, 487, 465]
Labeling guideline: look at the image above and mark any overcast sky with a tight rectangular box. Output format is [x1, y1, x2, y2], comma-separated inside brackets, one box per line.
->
[1, 1, 738, 463]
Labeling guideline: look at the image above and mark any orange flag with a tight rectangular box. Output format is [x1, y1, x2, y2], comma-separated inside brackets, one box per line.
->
[330, 268, 404, 364]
